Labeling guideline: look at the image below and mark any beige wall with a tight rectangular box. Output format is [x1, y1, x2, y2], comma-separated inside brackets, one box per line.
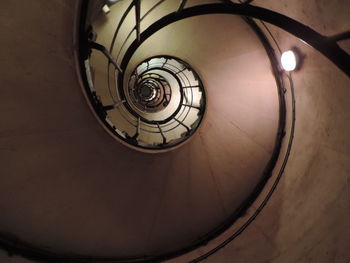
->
[0, 0, 349, 262]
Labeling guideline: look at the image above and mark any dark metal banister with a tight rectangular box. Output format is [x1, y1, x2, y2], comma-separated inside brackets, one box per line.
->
[177, 0, 187, 12]
[126, 57, 200, 129]
[107, 0, 169, 115]
[106, 0, 349, 140]
[137, 58, 201, 133]
[1, 0, 324, 262]
[108, 1, 186, 115]
[174, 118, 191, 133]
[134, 0, 141, 42]
[141, 63, 196, 108]
[328, 30, 350, 42]
[91, 0, 349, 142]
[109, 1, 134, 53]
[116, 65, 187, 125]
[113, 0, 167, 62]
[157, 122, 167, 144]
[119, 3, 350, 77]
[89, 41, 123, 72]
[90, 1, 252, 146]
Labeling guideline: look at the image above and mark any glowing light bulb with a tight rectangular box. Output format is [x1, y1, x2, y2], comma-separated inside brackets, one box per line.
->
[281, 50, 297, 71]
[102, 4, 110, 14]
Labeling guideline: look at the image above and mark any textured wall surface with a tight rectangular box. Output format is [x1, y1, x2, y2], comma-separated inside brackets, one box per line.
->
[0, 0, 349, 262]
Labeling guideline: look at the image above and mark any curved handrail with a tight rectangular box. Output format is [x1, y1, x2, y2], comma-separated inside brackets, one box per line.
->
[91, 0, 350, 151]
[5, 0, 348, 262]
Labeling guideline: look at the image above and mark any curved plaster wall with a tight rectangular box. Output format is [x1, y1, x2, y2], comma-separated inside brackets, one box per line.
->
[0, 0, 349, 262]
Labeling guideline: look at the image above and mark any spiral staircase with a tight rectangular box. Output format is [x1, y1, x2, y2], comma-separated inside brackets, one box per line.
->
[0, 0, 349, 263]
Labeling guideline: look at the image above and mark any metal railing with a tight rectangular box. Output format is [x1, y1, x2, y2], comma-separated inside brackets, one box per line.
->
[85, 1, 206, 150]
[1, 1, 349, 263]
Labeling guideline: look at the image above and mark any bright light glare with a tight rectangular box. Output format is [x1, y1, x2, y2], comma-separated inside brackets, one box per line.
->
[281, 50, 297, 71]
[102, 4, 110, 14]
